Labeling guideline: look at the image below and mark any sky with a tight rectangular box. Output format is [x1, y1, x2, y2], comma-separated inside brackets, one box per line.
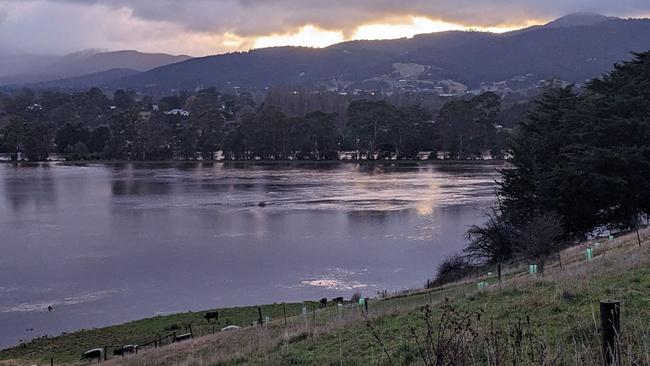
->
[0, 0, 649, 56]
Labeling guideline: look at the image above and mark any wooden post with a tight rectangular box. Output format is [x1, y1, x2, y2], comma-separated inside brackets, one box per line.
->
[103, 346, 107, 361]
[257, 306, 263, 327]
[426, 279, 430, 289]
[497, 263, 502, 284]
[364, 298, 368, 313]
[600, 300, 621, 366]
[173, 331, 176, 343]
[188, 324, 194, 339]
[283, 304, 287, 325]
[50, 357, 53, 366]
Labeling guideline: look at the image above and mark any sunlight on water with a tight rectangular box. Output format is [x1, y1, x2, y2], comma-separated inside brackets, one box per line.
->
[0, 162, 500, 348]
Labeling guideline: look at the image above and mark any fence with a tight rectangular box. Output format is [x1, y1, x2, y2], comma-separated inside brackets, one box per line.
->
[52, 232, 637, 365]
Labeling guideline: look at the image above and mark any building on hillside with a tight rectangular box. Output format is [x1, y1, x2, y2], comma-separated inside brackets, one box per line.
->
[164, 109, 190, 117]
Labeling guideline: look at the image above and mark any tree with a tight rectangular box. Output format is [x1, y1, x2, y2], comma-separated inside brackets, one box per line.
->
[299, 111, 339, 160]
[189, 89, 225, 160]
[55, 123, 90, 153]
[88, 126, 111, 154]
[394, 105, 431, 159]
[436, 93, 501, 159]
[575, 51, 650, 243]
[0, 116, 26, 160]
[113, 90, 135, 109]
[346, 100, 398, 159]
[433, 254, 473, 286]
[515, 212, 567, 274]
[464, 205, 515, 283]
[22, 121, 54, 161]
[498, 84, 583, 233]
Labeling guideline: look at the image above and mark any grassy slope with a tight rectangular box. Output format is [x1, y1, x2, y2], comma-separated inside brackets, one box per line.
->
[0, 302, 315, 365]
[3, 230, 650, 365]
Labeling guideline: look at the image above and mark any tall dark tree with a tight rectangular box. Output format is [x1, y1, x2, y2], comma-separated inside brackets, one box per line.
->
[346, 100, 398, 160]
[189, 89, 225, 160]
[88, 126, 111, 154]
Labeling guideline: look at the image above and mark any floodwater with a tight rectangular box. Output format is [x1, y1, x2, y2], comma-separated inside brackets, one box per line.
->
[0, 162, 500, 349]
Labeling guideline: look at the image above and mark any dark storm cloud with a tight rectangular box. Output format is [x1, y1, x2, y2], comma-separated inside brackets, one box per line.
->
[1, 0, 649, 55]
[38, 0, 650, 34]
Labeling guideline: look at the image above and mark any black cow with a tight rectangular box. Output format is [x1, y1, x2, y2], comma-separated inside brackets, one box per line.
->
[204, 311, 219, 323]
[81, 348, 102, 363]
[333, 297, 344, 304]
[319, 298, 327, 308]
[113, 345, 137, 356]
[174, 333, 192, 342]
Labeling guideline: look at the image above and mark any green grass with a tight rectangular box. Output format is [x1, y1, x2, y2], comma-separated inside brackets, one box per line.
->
[231, 264, 650, 365]
[3, 231, 649, 365]
[0, 302, 315, 365]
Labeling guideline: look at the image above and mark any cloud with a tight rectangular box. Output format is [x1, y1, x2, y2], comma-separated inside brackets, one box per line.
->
[41, 0, 650, 32]
[1, 0, 649, 55]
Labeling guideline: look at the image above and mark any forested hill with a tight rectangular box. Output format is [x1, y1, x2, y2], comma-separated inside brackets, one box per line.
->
[113, 15, 650, 91]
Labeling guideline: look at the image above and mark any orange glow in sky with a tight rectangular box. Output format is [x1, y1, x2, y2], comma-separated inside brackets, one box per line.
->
[252, 16, 534, 50]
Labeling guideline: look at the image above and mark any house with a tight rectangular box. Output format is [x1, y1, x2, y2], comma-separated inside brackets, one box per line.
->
[164, 109, 190, 117]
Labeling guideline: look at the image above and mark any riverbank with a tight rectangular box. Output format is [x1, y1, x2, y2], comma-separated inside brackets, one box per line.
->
[2, 229, 649, 365]
[0, 158, 506, 166]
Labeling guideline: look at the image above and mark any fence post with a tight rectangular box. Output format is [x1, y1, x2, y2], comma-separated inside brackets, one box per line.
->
[283, 304, 287, 325]
[173, 331, 176, 343]
[188, 324, 194, 339]
[364, 298, 369, 313]
[50, 357, 53, 366]
[257, 306, 263, 327]
[600, 300, 621, 366]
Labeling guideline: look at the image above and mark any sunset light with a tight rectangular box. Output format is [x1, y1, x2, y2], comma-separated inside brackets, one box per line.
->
[253, 16, 533, 50]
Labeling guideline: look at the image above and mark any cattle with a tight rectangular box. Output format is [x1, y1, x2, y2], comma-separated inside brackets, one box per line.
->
[113, 345, 137, 356]
[332, 297, 344, 304]
[203, 311, 219, 323]
[81, 348, 103, 363]
[319, 298, 327, 308]
[173, 333, 192, 342]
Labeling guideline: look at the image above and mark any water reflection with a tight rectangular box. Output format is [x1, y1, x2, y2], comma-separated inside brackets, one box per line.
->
[0, 162, 499, 349]
[2, 164, 58, 213]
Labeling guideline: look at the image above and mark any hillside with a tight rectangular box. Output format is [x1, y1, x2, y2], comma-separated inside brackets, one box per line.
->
[3, 228, 650, 365]
[22, 69, 141, 90]
[111, 15, 650, 91]
[0, 50, 191, 86]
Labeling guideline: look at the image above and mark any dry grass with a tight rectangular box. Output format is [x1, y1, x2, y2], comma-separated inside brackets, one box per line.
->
[18, 228, 650, 365]
[104, 229, 650, 365]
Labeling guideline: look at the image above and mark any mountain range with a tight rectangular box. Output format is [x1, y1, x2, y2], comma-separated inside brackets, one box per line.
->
[3, 13, 650, 92]
[0, 50, 190, 86]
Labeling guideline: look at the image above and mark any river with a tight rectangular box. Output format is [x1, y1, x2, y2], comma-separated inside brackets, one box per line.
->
[0, 162, 500, 348]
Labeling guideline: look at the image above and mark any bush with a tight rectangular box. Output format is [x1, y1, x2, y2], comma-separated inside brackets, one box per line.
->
[433, 254, 473, 286]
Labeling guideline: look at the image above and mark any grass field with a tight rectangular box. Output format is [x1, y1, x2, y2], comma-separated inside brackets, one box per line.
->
[0, 302, 315, 365]
[2, 229, 650, 365]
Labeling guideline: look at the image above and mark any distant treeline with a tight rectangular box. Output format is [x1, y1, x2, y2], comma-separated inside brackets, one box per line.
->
[0, 84, 533, 161]
[435, 51, 650, 286]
